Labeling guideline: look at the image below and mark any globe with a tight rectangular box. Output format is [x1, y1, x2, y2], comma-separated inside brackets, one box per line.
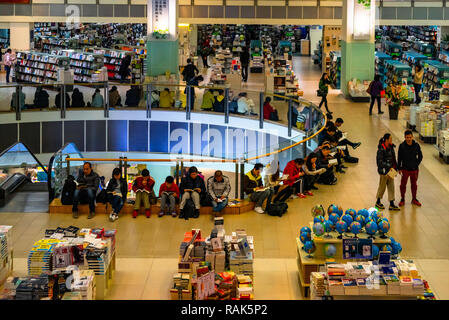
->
[367, 207, 378, 215]
[350, 221, 362, 236]
[313, 222, 325, 237]
[372, 245, 380, 258]
[381, 244, 392, 252]
[370, 210, 382, 222]
[313, 215, 325, 224]
[328, 213, 339, 225]
[327, 204, 339, 216]
[365, 221, 378, 236]
[300, 231, 311, 244]
[337, 206, 344, 217]
[378, 220, 390, 234]
[311, 205, 325, 217]
[357, 209, 370, 220]
[324, 244, 337, 258]
[304, 240, 316, 255]
[324, 220, 334, 233]
[391, 241, 402, 255]
[378, 217, 389, 225]
[335, 220, 348, 235]
[345, 208, 357, 219]
[355, 215, 366, 227]
[341, 214, 354, 227]
[300, 226, 311, 236]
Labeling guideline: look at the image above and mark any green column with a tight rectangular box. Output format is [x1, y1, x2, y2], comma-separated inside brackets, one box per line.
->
[146, 39, 179, 77]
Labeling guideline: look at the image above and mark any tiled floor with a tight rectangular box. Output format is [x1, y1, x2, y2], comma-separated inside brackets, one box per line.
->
[2, 56, 449, 299]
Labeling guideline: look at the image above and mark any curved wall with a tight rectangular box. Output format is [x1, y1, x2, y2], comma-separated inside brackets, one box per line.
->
[0, 109, 307, 164]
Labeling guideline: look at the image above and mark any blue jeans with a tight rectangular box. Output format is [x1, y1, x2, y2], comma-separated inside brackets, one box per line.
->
[72, 188, 96, 213]
[212, 198, 228, 212]
[5, 65, 11, 83]
[109, 195, 124, 214]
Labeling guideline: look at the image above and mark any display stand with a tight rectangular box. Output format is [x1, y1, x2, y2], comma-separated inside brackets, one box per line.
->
[0, 226, 13, 288]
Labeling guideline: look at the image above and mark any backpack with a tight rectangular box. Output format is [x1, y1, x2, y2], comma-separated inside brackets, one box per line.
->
[183, 198, 196, 219]
[61, 175, 76, 205]
[229, 98, 239, 113]
[96, 189, 108, 204]
[266, 202, 288, 217]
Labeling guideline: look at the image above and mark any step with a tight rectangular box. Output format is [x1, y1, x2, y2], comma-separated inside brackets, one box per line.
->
[49, 198, 255, 215]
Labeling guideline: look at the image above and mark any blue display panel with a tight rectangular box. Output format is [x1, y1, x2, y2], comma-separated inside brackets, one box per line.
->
[189, 123, 209, 156]
[86, 120, 106, 152]
[64, 121, 85, 152]
[19, 122, 40, 154]
[226, 126, 245, 160]
[149, 121, 168, 153]
[42, 121, 62, 154]
[108, 120, 128, 152]
[129, 120, 149, 152]
[169, 122, 189, 154]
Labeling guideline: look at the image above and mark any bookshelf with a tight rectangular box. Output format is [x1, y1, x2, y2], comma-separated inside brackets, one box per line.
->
[329, 51, 341, 89]
[84, 47, 136, 81]
[422, 60, 449, 90]
[15, 51, 70, 85]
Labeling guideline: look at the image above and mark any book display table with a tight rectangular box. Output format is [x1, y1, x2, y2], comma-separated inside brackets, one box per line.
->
[0, 226, 13, 288]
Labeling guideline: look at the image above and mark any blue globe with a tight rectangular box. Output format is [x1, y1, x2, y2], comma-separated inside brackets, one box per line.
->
[337, 206, 344, 217]
[355, 215, 366, 227]
[335, 221, 347, 234]
[370, 210, 382, 222]
[324, 244, 337, 258]
[357, 209, 370, 220]
[311, 205, 325, 217]
[345, 208, 357, 219]
[379, 217, 389, 225]
[381, 244, 392, 252]
[372, 245, 380, 258]
[327, 204, 339, 216]
[300, 226, 311, 236]
[304, 240, 316, 254]
[368, 207, 379, 216]
[300, 232, 311, 244]
[313, 215, 325, 224]
[350, 221, 362, 235]
[389, 236, 396, 243]
[365, 221, 378, 236]
[324, 220, 334, 232]
[341, 214, 353, 227]
[378, 220, 390, 234]
[328, 213, 340, 225]
[391, 241, 402, 255]
[313, 222, 325, 237]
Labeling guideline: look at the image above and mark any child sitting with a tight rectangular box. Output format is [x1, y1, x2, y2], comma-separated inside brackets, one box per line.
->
[158, 176, 180, 217]
[132, 169, 155, 218]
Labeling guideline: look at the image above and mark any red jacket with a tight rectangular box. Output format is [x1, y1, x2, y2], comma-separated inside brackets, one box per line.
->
[132, 176, 155, 193]
[263, 102, 274, 120]
[283, 160, 303, 187]
[159, 182, 180, 198]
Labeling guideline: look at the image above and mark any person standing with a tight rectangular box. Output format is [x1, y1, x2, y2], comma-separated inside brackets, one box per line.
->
[375, 133, 400, 211]
[201, 46, 210, 69]
[318, 73, 332, 114]
[413, 65, 424, 104]
[368, 74, 384, 115]
[240, 47, 250, 82]
[3, 49, 15, 83]
[398, 130, 423, 207]
[207, 170, 231, 216]
[118, 54, 132, 83]
[182, 58, 199, 83]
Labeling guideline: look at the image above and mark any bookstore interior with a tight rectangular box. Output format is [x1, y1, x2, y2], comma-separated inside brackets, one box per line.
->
[1, 1, 449, 306]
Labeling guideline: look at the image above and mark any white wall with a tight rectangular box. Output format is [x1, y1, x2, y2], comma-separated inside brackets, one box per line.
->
[9, 23, 31, 51]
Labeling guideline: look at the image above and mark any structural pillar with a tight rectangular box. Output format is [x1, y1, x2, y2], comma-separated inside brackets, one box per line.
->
[9, 23, 31, 51]
[341, 0, 376, 96]
[146, 0, 179, 77]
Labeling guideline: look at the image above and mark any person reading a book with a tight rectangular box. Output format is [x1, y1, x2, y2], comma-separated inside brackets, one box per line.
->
[132, 169, 155, 218]
[243, 163, 273, 214]
[316, 145, 338, 185]
[303, 153, 326, 191]
[158, 175, 180, 218]
[316, 138, 347, 174]
[265, 160, 292, 203]
[334, 118, 361, 150]
[179, 166, 206, 219]
[72, 162, 100, 219]
[282, 158, 311, 198]
[375, 133, 400, 211]
[106, 168, 128, 222]
[207, 170, 231, 216]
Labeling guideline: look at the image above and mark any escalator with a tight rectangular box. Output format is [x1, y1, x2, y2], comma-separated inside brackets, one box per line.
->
[0, 142, 49, 212]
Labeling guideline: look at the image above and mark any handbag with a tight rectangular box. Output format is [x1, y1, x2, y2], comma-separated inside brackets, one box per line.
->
[316, 89, 323, 97]
[366, 82, 373, 95]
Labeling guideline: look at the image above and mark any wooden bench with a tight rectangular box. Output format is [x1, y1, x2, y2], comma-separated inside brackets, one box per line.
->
[49, 198, 255, 215]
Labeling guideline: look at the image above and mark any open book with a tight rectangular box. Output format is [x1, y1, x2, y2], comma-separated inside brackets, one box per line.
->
[329, 159, 338, 166]
[387, 168, 398, 179]
[279, 174, 289, 181]
[255, 187, 271, 192]
[74, 181, 87, 189]
[107, 191, 122, 197]
[338, 132, 348, 142]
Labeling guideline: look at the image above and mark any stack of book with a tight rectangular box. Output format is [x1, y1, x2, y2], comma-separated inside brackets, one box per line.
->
[170, 273, 191, 300]
[342, 278, 359, 295]
[71, 269, 96, 300]
[399, 276, 414, 295]
[237, 275, 253, 300]
[15, 276, 49, 300]
[310, 272, 327, 299]
[384, 275, 401, 295]
[28, 239, 60, 276]
[229, 251, 254, 277]
[0, 226, 13, 285]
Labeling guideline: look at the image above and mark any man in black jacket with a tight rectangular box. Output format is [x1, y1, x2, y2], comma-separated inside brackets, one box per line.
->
[106, 168, 128, 222]
[182, 58, 199, 83]
[240, 47, 250, 82]
[398, 130, 423, 207]
[316, 145, 338, 185]
[179, 166, 206, 219]
[72, 162, 100, 219]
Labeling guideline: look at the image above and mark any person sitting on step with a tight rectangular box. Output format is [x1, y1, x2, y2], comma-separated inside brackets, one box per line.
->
[132, 169, 155, 218]
[106, 168, 128, 222]
[243, 163, 274, 214]
[158, 175, 180, 218]
[207, 170, 231, 217]
[179, 166, 206, 219]
[72, 162, 100, 219]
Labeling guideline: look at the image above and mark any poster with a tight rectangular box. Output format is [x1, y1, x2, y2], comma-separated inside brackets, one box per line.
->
[152, 0, 169, 33]
[343, 238, 373, 260]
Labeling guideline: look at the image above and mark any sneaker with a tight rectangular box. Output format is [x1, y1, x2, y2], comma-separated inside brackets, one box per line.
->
[88, 211, 95, 219]
[389, 204, 400, 211]
[379, 111, 384, 114]
[399, 199, 405, 207]
[171, 212, 177, 218]
[375, 203, 385, 210]
[132, 210, 138, 218]
[353, 142, 361, 150]
[158, 211, 164, 218]
[290, 195, 299, 199]
[330, 178, 338, 185]
[179, 210, 185, 219]
[254, 206, 265, 214]
[72, 209, 79, 219]
[113, 214, 119, 222]
[297, 193, 306, 199]
[305, 191, 313, 196]
[193, 209, 200, 218]
[145, 209, 151, 218]
[311, 185, 318, 190]
[109, 212, 115, 222]
[412, 199, 422, 207]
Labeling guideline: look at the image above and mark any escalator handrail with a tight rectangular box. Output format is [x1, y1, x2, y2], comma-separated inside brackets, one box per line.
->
[0, 142, 48, 175]
[0, 173, 30, 194]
